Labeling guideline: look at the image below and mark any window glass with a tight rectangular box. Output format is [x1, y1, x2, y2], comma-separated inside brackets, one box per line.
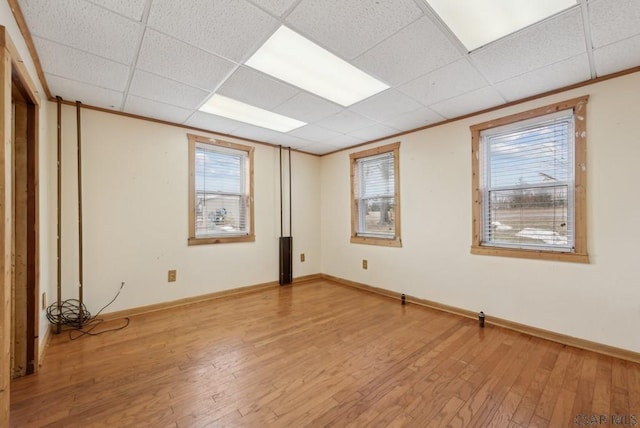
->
[350, 142, 401, 247]
[188, 134, 254, 245]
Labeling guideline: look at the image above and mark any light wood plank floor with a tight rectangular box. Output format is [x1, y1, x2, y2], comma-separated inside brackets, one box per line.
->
[10, 280, 640, 427]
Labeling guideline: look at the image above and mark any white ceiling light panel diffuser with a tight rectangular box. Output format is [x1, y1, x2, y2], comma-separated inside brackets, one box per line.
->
[199, 94, 306, 133]
[246, 26, 389, 107]
[426, 0, 577, 51]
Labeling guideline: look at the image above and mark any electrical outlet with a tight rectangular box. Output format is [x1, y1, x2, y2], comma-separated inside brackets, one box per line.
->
[42, 292, 46, 310]
[168, 270, 177, 282]
[362, 259, 368, 269]
[300, 253, 305, 262]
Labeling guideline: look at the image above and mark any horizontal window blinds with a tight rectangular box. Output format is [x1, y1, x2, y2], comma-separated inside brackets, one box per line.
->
[356, 151, 395, 237]
[481, 112, 575, 251]
[194, 142, 249, 238]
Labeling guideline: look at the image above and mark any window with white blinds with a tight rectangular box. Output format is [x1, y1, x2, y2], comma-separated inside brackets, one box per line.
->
[470, 96, 589, 263]
[350, 142, 401, 247]
[188, 135, 254, 245]
[481, 111, 574, 251]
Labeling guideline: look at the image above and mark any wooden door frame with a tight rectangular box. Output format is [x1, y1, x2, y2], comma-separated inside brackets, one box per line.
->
[12, 83, 38, 377]
[0, 26, 40, 426]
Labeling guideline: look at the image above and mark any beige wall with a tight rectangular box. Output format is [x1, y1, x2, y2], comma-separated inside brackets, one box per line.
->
[54, 106, 322, 313]
[321, 71, 640, 353]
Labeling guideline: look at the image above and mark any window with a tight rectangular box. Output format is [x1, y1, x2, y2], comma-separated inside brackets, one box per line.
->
[350, 142, 401, 247]
[188, 134, 254, 245]
[471, 97, 588, 262]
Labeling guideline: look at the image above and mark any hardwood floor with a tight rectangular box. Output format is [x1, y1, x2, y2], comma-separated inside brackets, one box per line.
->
[10, 280, 640, 427]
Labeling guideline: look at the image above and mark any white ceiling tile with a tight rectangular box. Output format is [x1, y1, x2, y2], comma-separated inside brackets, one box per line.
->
[398, 59, 487, 105]
[272, 92, 343, 123]
[18, 0, 640, 155]
[430, 86, 506, 119]
[286, 0, 423, 59]
[353, 16, 461, 86]
[289, 125, 342, 142]
[348, 124, 399, 141]
[137, 29, 236, 91]
[230, 124, 287, 143]
[147, 0, 278, 62]
[383, 107, 444, 131]
[217, 67, 300, 110]
[86, 0, 147, 20]
[124, 95, 193, 123]
[298, 142, 339, 155]
[589, 0, 640, 48]
[129, 70, 210, 110]
[323, 134, 365, 148]
[46, 74, 123, 109]
[247, 0, 299, 17]
[314, 110, 377, 134]
[350, 89, 422, 122]
[494, 54, 591, 102]
[35, 37, 130, 91]
[18, 0, 141, 64]
[184, 112, 244, 134]
[593, 35, 640, 76]
[268, 134, 315, 149]
[471, 8, 586, 83]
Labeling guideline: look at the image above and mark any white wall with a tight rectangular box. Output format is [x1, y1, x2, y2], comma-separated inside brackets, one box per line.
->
[0, 5, 54, 342]
[321, 71, 640, 353]
[55, 106, 322, 313]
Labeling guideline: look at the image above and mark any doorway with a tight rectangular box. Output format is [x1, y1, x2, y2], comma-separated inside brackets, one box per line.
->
[0, 26, 42, 426]
[10, 80, 39, 378]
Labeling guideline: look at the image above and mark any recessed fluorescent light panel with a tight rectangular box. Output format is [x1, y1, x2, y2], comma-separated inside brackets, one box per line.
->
[199, 94, 306, 133]
[246, 26, 389, 107]
[426, 0, 577, 51]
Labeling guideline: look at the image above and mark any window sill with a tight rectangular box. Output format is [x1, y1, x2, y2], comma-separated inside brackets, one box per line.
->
[351, 236, 402, 247]
[471, 245, 589, 263]
[189, 235, 255, 245]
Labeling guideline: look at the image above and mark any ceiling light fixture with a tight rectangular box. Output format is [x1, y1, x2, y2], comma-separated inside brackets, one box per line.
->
[246, 26, 389, 107]
[426, 0, 577, 51]
[199, 94, 306, 133]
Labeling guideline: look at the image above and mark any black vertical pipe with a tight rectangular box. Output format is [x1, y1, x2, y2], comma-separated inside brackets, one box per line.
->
[279, 146, 292, 285]
[288, 147, 292, 236]
[56, 96, 62, 334]
[287, 147, 293, 284]
[76, 101, 84, 328]
[279, 145, 283, 237]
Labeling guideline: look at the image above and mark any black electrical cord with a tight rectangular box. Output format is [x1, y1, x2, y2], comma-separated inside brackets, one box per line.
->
[46, 281, 130, 339]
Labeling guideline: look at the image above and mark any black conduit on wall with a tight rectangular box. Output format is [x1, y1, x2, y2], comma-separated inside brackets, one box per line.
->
[76, 101, 84, 328]
[54, 98, 87, 332]
[56, 96, 62, 334]
[279, 146, 293, 285]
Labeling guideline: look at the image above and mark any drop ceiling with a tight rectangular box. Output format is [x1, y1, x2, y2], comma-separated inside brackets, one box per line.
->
[14, 0, 640, 155]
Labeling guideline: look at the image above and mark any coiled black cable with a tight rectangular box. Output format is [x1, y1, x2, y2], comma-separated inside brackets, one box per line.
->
[46, 298, 90, 327]
[46, 282, 129, 339]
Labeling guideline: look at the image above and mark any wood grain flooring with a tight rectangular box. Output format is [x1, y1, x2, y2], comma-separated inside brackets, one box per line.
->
[9, 280, 640, 427]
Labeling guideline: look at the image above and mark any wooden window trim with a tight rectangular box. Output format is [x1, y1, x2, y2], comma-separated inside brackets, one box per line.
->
[470, 96, 589, 263]
[188, 134, 255, 245]
[350, 142, 402, 247]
